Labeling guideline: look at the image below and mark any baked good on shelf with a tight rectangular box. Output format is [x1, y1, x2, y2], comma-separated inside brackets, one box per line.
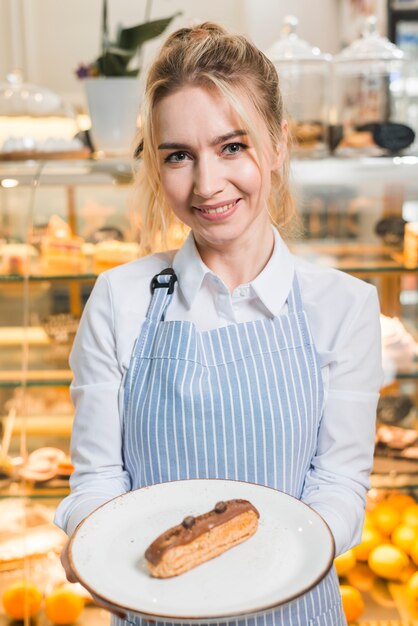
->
[145, 499, 259, 578]
[41, 215, 85, 273]
[0, 243, 38, 275]
[376, 395, 414, 425]
[19, 447, 66, 482]
[93, 240, 140, 271]
[404, 222, 418, 267]
[380, 314, 418, 377]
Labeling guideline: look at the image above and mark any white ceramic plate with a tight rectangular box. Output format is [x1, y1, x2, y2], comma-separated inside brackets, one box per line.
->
[70, 479, 335, 623]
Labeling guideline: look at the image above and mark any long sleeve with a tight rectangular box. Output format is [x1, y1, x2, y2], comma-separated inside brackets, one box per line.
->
[301, 286, 383, 555]
[54, 273, 131, 536]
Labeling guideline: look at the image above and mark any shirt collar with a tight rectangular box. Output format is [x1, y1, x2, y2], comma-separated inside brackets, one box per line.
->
[172, 227, 295, 315]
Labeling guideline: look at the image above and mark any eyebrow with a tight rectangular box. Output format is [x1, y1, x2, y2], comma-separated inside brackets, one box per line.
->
[157, 129, 248, 150]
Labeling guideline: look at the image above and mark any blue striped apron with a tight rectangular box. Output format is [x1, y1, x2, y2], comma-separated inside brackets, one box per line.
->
[115, 270, 346, 626]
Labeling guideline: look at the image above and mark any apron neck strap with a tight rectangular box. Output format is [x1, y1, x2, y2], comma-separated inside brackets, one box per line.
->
[146, 269, 177, 321]
[287, 272, 303, 314]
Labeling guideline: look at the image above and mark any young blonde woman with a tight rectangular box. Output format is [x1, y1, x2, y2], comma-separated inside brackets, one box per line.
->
[56, 22, 382, 626]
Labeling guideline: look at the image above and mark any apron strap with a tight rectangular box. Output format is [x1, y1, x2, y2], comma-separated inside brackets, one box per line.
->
[146, 268, 178, 322]
[287, 272, 303, 314]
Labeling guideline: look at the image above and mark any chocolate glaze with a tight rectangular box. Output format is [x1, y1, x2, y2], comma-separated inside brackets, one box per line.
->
[145, 499, 259, 566]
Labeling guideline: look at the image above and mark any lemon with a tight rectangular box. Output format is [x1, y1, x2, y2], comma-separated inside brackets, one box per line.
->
[354, 525, 383, 561]
[339, 584, 365, 623]
[368, 543, 409, 580]
[2, 580, 42, 620]
[371, 502, 401, 536]
[334, 549, 356, 577]
[391, 524, 418, 555]
[45, 588, 85, 625]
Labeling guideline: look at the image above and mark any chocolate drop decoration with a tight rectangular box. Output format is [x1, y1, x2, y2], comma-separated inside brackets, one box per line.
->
[182, 516, 196, 529]
[214, 501, 227, 513]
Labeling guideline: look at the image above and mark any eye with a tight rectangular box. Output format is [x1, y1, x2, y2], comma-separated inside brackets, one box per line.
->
[222, 142, 248, 155]
[164, 151, 190, 163]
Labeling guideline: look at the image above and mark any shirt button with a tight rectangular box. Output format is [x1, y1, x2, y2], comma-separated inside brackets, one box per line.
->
[239, 287, 248, 297]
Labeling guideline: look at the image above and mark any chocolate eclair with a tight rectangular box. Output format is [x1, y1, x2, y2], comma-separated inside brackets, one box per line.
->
[145, 499, 260, 578]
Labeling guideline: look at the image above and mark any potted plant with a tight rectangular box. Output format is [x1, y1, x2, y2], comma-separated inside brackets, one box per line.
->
[76, 0, 179, 155]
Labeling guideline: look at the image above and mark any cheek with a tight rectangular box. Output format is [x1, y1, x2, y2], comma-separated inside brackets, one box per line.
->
[160, 169, 191, 206]
[237, 160, 264, 197]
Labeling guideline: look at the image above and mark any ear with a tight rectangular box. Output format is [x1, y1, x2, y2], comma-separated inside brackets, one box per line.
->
[271, 119, 288, 171]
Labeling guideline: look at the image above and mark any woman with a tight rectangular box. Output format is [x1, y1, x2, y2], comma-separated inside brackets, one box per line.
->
[56, 22, 382, 626]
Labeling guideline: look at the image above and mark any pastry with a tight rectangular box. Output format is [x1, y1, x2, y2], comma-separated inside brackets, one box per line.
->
[145, 499, 259, 578]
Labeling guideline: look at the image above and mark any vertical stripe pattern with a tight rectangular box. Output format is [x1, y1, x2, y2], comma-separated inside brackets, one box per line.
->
[114, 273, 346, 626]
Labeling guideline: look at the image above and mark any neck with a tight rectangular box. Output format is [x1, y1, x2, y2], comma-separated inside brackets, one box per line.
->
[194, 224, 275, 292]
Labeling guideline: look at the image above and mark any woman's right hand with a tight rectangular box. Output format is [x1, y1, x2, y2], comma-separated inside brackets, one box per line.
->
[60, 539, 127, 619]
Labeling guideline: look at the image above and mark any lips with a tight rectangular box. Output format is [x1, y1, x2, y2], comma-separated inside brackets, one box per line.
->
[193, 199, 240, 214]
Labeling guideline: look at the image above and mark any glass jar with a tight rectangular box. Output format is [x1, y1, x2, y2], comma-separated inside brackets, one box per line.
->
[0, 69, 82, 159]
[265, 16, 332, 158]
[332, 16, 414, 156]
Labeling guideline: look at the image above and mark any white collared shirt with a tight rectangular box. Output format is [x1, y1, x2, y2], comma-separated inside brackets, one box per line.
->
[54, 228, 383, 555]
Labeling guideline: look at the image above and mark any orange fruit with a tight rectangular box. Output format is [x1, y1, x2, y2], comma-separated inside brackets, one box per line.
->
[45, 588, 84, 625]
[339, 584, 365, 623]
[368, 543, 409, 580]
[346, 562, 376, 592]
[354, 525, 383, 561]
[392, 524, 418, 555]
[2, 580, 42, 620]
[406, 570, 418, 603]
[411, 539, 418, 567]
[386, 493, 416, 512]
[334, 549, 356, 577]
[363, 511, 375, 529]
[371, 502, 401, 536]
[402, 504, 418, 529]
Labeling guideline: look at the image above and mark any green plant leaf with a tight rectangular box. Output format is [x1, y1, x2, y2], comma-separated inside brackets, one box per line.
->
[96, 52, 131, 77]
[106, 45, 134, 57]
[118, 13, 180, 50]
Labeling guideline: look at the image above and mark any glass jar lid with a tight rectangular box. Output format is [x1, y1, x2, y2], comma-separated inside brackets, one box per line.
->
[0, 69, 75, 118]
[265, 15, 331, 62]
[335, 16, 404, 63]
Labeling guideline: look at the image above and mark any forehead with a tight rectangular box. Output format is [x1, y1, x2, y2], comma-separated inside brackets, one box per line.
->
[154, 84, 262, 142]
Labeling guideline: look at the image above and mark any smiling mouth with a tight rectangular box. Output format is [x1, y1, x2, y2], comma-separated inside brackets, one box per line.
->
[194, 199, 240, 214]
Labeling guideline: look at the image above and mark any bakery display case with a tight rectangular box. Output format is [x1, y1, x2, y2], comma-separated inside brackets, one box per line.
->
[0, 155, 417, 624]
[0, 159, 136, 626]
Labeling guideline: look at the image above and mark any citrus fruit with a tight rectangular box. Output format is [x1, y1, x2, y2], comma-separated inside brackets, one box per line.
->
[354, 525, 383, 561]
[402, 504, 418, 529]
[363, 511, 375, 529]
[368, 543, 409, 580]
[45, 588, 85, 625]
[406, 570, 418, 603]
[346, 562, 376, 591]
[387, 493, 416, 512]
[411, 539, 418, 567]
[371, 502, 401, 536]
[392, 524, 418, 555]
[334, 549, 356, 577]
[339, 584, 365, 623]
[2, 580, 42, 620]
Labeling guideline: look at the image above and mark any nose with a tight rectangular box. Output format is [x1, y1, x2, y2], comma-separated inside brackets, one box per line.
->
[193, 156, 225, 199]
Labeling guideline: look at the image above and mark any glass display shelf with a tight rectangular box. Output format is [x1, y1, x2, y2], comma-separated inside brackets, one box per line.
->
[0, 481, 69, 500]
[0, 272, 96, 282]
[290, 241, 418, 274]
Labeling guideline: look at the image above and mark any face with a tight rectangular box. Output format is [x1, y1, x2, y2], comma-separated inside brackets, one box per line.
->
[154, 85, 280, 252]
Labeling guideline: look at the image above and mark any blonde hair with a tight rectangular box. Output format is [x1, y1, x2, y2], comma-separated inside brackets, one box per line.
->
[134, 22, 297, 255]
